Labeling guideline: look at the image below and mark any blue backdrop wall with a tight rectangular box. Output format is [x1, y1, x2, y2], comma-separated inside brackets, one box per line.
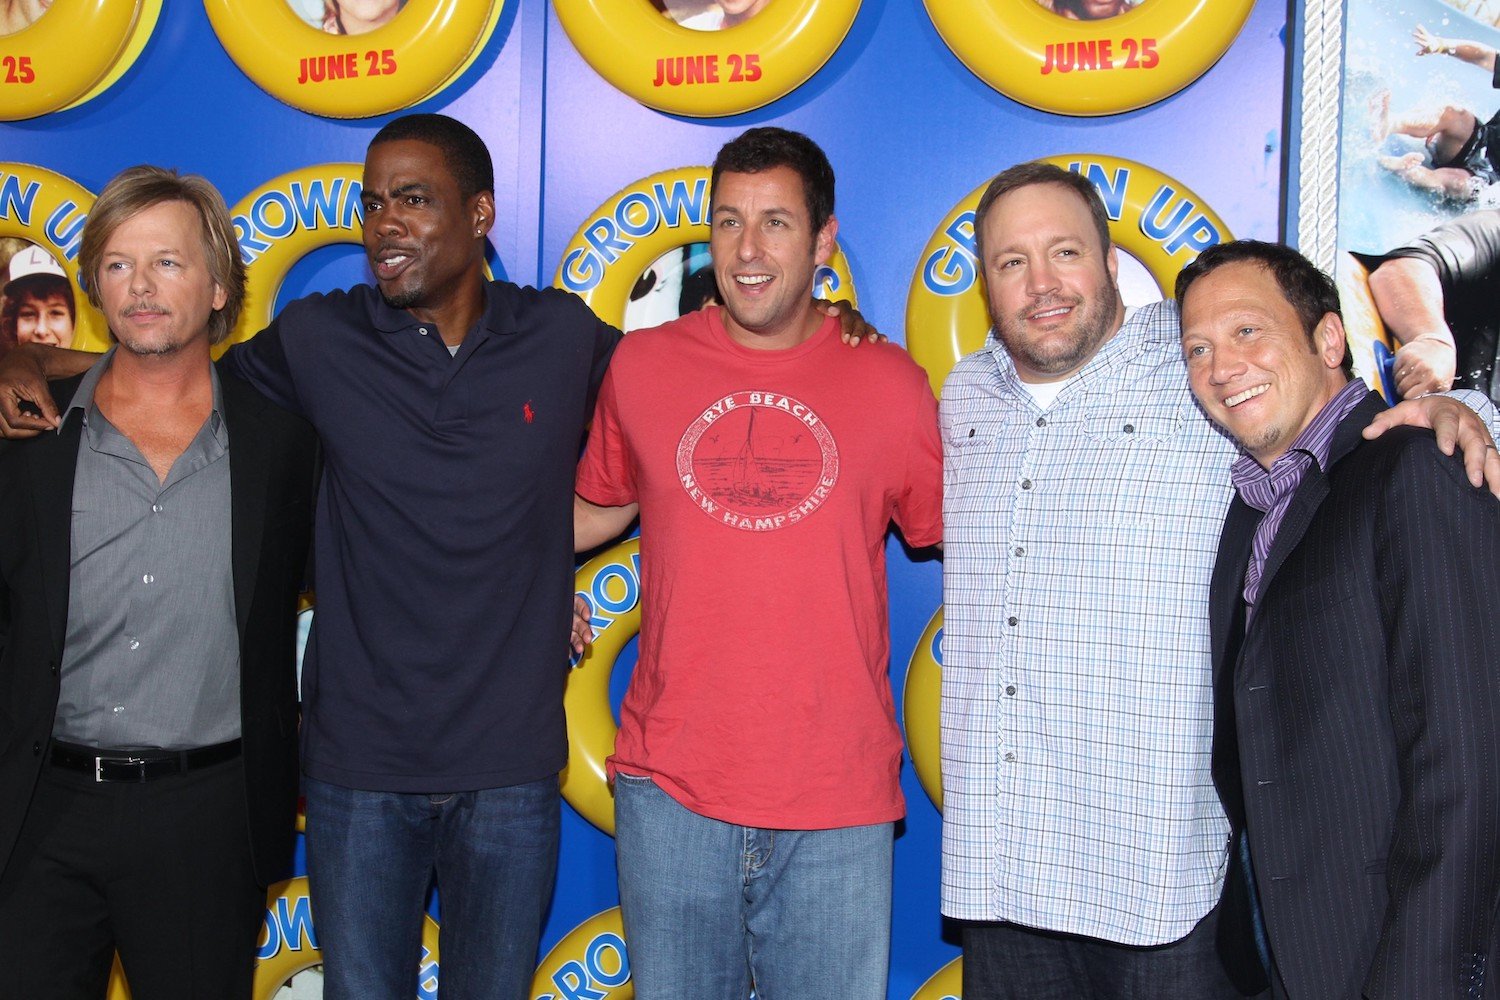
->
[0, 1, 1289, 995]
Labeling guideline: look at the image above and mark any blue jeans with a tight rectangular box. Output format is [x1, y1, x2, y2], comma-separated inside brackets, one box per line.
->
[304, 775, 560, 1000]
[613, 773, 892, 999]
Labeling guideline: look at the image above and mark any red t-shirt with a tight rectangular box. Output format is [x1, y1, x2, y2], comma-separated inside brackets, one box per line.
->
[575, 307, 942, 829]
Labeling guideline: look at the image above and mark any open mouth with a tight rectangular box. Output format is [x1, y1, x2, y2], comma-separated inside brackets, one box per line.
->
[373, 248, 416, 281]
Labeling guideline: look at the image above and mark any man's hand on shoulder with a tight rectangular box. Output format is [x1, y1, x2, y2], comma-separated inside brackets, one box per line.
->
[0, 344, 66, 438]
[1366, 393, 1500, 496]
[815, 298, 890, 348]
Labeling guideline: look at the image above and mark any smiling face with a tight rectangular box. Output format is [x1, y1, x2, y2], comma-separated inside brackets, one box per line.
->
[979, 181, 1123, 383]
[94, 200, 227, 358]
[14, 288, 73, 347]
[1180, 259, 1349, 467]
[710, 165, 835, 350]
[361, 138, 491, 320]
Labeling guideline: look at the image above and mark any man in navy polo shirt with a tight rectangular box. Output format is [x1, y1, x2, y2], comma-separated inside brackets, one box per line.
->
[0, 115, 619, 998]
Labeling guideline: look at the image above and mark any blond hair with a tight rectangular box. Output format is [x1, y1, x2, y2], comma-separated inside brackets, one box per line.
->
[78, 165, 245, 345]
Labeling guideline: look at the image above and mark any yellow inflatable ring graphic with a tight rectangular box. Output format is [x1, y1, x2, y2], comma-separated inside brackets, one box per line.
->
[554, 165, 857, 332]
[564, 539, 642, 836]
[552, 0, 859, 118]
[0, 0, 158, 121]
[107, 876, 441, 999]
[1336, 252, 1402, 398]
[224, 163, 365, 354]
[531, 906, 633, 1000]
[901, 606, 944, 810]
[0, 163, 109, 352]
[905, 153, 1232, 396]
[909, 955, 963, 999]
[923, 0, 1252, 117]
[204, 0, 503, 119]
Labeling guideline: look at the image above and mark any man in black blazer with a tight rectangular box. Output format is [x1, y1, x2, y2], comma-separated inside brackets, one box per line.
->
[1176, 239, 1500, 999]
[0, 167, 316, 999]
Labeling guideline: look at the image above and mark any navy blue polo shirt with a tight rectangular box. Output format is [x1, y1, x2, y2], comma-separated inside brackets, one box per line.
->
[220, 281, 619, 791]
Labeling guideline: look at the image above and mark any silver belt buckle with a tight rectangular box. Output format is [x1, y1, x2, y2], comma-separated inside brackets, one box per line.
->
[94, 755, 148, 782]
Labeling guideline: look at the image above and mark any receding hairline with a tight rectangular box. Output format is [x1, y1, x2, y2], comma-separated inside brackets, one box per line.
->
[978, 180, 1112, 255]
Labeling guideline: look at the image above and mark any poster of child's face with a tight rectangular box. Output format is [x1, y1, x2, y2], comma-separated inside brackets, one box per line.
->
[286, 0, 407, 35]
[625, 243, 720, 333]
[656, 0, 772, 32]
[1033, 0, 1142, 21]
[0, 240, 75, 355]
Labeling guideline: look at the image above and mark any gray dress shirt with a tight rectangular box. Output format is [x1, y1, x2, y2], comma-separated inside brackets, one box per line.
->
[52, 349, 239, 750]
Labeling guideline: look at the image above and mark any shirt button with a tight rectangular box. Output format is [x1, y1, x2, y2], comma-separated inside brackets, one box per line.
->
[112, 706, 124, 714]
[1008, 616, 1018, 626]
[142, 574, 154, 584]
[1020, 479, 1032, 490]
[151, 503, 162, 513]
[128, 638, 140, 650]
[1035, 417, 1047, 427]
[418, 327, 429, 336]
[1013, 546, 1025, 557]
[1006, 685, 1017, 696]
[1004, 752, 1017, 763]
[1123, 423, 1135, 433]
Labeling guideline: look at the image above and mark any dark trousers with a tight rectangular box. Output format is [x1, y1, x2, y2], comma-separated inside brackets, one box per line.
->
[962, 904, 1269, 1000]
[0, 756, 264, 1000]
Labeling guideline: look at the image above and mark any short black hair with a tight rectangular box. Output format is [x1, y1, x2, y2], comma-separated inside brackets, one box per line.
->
[370, 114, 495, 199]
[711, 127, 835, 233]
[972, 161, 1112, 268]
[1175, 239, 1355, 379]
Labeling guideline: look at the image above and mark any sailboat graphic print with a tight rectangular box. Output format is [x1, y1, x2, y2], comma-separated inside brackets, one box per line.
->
[676, 390, 840, 532]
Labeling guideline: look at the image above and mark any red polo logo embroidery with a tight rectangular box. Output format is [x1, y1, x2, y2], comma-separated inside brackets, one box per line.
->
[524, 401, 535, 423]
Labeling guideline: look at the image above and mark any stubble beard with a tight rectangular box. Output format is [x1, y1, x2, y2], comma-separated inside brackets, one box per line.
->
[379, 285, 422, 311]
[991, 279, 1121, 379]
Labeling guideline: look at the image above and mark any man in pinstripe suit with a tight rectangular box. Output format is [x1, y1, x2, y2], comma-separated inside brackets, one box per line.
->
[1178, 239, 1500, 999]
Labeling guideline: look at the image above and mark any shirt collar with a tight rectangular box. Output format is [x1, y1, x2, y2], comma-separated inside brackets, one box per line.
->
[368, 279, 515, 342]
[60, 346, 227, 446]
[1230, 378, 1367, 511]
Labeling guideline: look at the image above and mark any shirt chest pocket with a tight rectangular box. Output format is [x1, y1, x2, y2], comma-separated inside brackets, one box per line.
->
[1080, 394, 1186, 446]
[944, 431, 1001, 503]
[1075, 391, 1194, 522]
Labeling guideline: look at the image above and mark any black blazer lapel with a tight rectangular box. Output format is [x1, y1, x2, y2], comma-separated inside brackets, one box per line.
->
[222, 375, 271, 641]
[1210, 499, 1259, 683]
[27, 373, 89, 663]
[29, 414, 83, 663]
[1252, 392, 1387, 612]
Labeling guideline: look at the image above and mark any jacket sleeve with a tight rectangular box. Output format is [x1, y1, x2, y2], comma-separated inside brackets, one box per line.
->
[1365, 439, 1500, 998]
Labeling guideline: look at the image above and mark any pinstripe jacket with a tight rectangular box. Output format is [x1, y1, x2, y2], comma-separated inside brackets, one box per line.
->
[1210, 391, 1500, 999]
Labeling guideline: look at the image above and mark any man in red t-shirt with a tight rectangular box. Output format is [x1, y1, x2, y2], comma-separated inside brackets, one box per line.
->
[575, 128, 942, 997]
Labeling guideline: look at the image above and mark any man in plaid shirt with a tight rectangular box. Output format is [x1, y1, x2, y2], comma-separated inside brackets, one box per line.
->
[938, 161, 1500, 999]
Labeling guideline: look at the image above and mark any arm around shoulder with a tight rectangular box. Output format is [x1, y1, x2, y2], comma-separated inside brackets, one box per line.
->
[0, 343, 94, 436]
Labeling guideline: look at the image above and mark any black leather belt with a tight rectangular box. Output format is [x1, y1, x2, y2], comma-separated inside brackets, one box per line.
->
[49, 739, 242, 782]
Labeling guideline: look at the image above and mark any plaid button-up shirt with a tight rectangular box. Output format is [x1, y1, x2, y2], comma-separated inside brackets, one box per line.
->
[939, 301, 1239, 945]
